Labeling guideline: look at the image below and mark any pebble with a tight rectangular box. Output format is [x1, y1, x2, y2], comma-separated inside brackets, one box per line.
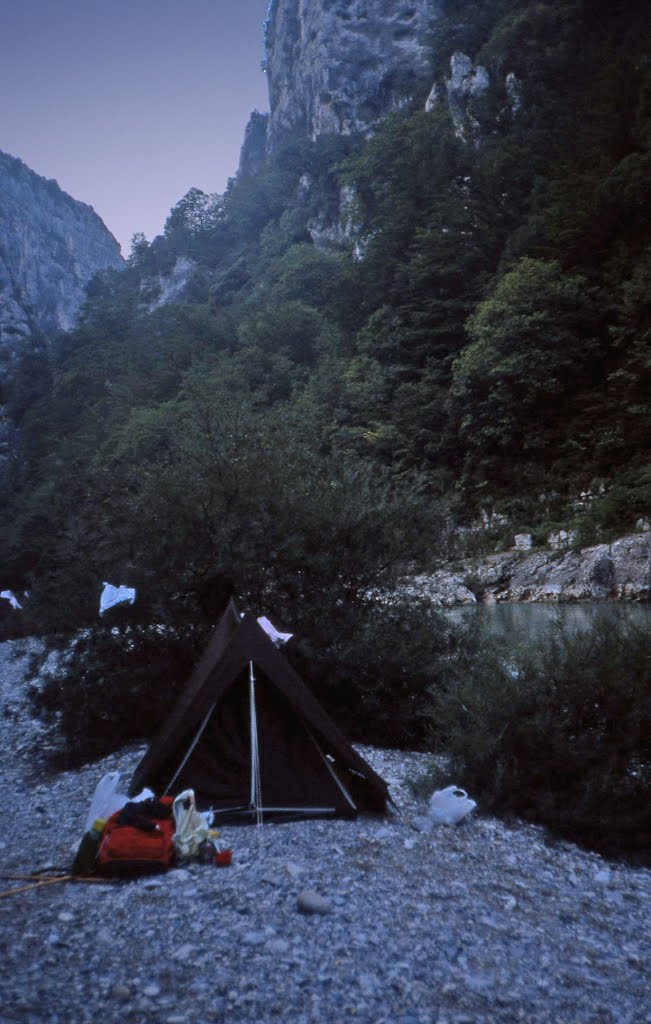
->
[267, 937, 291, 955]
[111, 984, 131, 1000]
[285, 860, 306, 879]
[297, 890, 333, 915]
[170, 943, 196, 961]
[168, 868, 192, 882]
[142, 876, 164, 889]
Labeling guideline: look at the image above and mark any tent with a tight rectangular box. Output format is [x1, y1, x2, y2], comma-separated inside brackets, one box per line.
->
[128, 601, 390, 821]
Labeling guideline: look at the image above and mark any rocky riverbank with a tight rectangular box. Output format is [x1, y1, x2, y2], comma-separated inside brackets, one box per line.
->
[1, 640, 650, 1024]
[411, 531, 650, 607]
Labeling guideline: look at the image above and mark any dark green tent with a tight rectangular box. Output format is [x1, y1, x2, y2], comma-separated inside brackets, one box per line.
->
[128, 601, 390, 821]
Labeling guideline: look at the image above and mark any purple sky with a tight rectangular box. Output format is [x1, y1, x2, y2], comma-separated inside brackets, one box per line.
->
[0, 1, 270, 256]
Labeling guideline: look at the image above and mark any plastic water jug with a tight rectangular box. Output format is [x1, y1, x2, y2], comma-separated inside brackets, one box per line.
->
[428, 786, 477, 825]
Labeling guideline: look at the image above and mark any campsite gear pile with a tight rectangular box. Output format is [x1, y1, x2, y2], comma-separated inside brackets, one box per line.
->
[84, 770, 154, 831]
[71, 816, 107, 876]
[72, 779, 227, 877]
[171, 789, 213, 861]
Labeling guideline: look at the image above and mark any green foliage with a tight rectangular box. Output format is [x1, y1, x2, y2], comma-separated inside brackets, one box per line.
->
[9, 0, 649, 548]
[450, 258, 602, 493]
[164, 188, 223, 241]
[237, 299, 338, 367]
[28, 627, 197, 766]
[428, 613, 651, 858]
[24, 356, 449, 756]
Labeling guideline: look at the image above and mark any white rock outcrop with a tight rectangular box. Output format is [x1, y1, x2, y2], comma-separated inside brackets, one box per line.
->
[416, 532, 651, 606]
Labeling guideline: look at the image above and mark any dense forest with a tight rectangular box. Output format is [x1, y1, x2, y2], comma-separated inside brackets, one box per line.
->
[0, 0, 648, 853]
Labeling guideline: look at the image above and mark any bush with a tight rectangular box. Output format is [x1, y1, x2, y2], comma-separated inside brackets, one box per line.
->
[29, 597, 453, 767]
[291, 597, 454, 749]
[429, 612, 651, 859]
[28, 625, 198, 767]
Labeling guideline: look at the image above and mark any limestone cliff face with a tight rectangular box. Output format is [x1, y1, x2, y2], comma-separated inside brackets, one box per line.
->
[263, 0, 441, 146]
[0, 150, 123, 353]
[249, 1, 511, 247]
[0, 150, 123, 464]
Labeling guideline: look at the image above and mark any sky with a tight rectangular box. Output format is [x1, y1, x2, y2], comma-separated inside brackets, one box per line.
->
[0, 0, 270, 256]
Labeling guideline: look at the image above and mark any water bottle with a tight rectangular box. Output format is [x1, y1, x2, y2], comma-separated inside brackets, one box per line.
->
[71, 817, 106, 875]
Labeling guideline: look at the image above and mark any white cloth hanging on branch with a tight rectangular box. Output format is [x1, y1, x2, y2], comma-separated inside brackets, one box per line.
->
[99, 582, 136, 616]
[0, 590, 21, 610]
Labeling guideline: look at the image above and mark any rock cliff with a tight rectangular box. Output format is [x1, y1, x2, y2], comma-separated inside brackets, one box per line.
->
[0, 151, 123, 463]
[246, 2, 508, 244]
[0, 150, 123, 352]
[263, 0, 440, 147]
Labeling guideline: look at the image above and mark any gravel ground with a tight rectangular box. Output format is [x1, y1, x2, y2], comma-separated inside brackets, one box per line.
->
[0, 639, 649, 1024]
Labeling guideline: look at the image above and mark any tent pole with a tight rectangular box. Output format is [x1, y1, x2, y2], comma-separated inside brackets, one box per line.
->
[249, 661, 263, 834]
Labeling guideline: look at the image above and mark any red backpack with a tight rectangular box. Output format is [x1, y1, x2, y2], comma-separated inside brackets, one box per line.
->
[97, 796, 175, 876]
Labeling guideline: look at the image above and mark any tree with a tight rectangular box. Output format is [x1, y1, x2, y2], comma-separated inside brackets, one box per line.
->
[450, 258, 601, 495]
[164, 188, 223, 240]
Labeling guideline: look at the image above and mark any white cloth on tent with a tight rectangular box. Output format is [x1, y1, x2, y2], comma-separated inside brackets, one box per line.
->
[1, 590, 21, 610]
[257, 615, 293, 646]
[100, 582, 136, 615]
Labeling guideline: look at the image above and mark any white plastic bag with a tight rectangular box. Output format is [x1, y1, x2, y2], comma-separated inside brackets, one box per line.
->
[85, 772, 126, 830]
[172, 789, 212, 860]
[428, 785, 477, 825]
[84, 772, 154, 830]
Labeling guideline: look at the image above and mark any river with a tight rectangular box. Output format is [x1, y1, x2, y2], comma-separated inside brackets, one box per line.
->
[448, 601, 650, 639]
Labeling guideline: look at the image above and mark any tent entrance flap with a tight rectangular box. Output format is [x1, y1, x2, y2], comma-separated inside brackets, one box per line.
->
[164, 698, 218, 796]
[307, 725, 357, 812]
[163, 672, 358, 817]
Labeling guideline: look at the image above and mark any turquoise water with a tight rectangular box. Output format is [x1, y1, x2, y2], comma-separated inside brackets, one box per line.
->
[447, 601, 650, 639]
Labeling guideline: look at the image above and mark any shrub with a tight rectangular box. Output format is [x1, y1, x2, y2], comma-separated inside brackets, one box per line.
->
[429, 612, 651, 859]
[28, 596, 452, 767]
[28, 625, 198, 767]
